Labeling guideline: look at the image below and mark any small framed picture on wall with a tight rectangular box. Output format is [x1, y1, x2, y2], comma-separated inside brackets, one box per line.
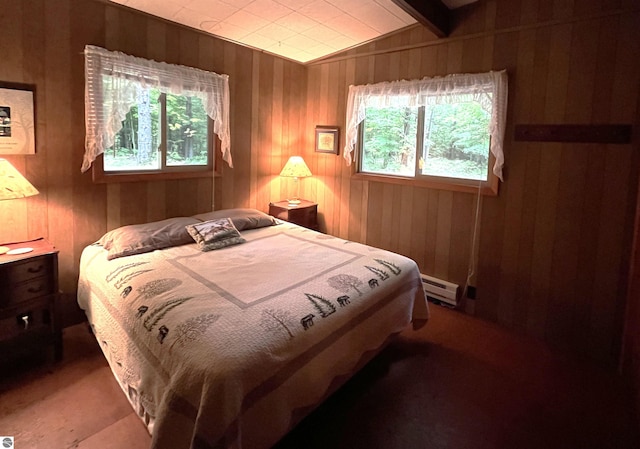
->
[315, 126, 339, 155]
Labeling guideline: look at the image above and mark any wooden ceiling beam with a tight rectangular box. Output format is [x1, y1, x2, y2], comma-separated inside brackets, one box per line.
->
[391, 0, 450, 37]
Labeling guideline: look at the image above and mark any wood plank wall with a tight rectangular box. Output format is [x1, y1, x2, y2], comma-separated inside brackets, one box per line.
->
[303, 0, 640, 364]
[0, 0, 306, 296]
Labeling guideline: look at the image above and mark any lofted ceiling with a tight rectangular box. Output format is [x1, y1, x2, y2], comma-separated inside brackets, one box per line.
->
[108, 0, 477, 64]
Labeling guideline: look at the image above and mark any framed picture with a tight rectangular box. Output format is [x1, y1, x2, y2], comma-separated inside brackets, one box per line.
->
[0, 83, 36, 155]
[315, 126, 339, 154]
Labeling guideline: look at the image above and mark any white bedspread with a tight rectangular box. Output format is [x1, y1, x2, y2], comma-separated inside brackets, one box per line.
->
[77, 222, 428, 449]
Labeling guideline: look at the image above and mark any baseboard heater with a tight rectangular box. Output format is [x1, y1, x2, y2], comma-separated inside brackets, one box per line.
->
[420, 274, 458, 308]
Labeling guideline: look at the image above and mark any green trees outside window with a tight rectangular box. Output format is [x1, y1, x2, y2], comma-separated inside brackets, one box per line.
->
[104, 89, 210, 172]
[360, 99, 491, 182]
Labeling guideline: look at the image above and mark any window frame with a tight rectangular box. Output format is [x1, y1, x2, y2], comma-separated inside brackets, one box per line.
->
[92, 127, 223, 183]
[354, 105, 499, 196]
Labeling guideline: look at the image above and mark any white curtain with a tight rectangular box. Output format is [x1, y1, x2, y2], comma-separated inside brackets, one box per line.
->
[82, 45, 231, 172]
[344, 70, 508, 181]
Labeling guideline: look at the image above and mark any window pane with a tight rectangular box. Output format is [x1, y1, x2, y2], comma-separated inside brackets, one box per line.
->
[361, 107, 417, 176]
[104, 88, 160, 171]
[420, 101, 490, 181]
[166, 94, 209, 167]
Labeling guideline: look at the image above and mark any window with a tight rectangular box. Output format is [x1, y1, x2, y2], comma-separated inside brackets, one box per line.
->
[103, 89, 212, 173]
[345, 70, 508, 195]
[83, 45, 231, 181]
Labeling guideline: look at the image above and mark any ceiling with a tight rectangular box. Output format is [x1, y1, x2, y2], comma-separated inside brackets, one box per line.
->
[109, 0, 476, 64]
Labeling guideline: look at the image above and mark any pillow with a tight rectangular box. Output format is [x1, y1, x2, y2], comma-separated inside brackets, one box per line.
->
[99, 217, 200, 260]
[192, 208, 277, 231]
[186, 218, 246, 251]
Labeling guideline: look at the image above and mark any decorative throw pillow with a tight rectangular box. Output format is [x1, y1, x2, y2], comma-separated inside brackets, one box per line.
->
[186, 218, 246, 251]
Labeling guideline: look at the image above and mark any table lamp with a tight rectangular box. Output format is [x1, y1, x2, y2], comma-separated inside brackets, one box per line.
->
[279, 156, 312, 206]
[0, 158, 39, 254]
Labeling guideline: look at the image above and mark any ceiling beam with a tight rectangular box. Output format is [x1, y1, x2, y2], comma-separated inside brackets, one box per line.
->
[391, 0, 450, 37]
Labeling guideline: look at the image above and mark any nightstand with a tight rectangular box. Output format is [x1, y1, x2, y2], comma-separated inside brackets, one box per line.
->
[0, 238, 61, 364]
[269, 200, 319, 231]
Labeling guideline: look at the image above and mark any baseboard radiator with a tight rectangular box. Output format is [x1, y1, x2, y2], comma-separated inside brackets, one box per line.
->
[420, 274, 459, 308]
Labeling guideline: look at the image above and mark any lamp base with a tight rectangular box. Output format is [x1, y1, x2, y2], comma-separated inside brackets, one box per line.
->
[286, 198, 302, 206]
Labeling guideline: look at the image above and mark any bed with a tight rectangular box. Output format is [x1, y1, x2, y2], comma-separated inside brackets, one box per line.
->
[77, 208, 429, 449]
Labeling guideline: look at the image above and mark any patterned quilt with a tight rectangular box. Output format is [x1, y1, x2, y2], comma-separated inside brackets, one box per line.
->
[77, 221, 429, 449]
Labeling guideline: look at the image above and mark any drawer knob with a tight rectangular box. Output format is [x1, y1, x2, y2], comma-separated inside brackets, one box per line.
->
[21, 314, 29, 330]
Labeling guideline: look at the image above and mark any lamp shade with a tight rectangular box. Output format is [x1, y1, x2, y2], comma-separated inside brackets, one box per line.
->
[279, 156, 312, 178]
[0, 158, 39, 201]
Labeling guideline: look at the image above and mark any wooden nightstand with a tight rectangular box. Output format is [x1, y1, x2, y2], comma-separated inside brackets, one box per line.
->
[0, 238, 62, 364]
[269, 200, 319, 231]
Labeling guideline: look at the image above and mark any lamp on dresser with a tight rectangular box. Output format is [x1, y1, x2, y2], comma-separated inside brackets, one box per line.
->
[279, 156, 312, 206]
[0, 158, 39, 254]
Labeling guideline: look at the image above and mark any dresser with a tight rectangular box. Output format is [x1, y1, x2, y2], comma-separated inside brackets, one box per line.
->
[0, 239, 61, 363]
[269, 200, 319, 231]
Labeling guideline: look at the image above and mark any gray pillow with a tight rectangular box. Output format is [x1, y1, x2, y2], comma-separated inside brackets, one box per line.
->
[99, 217, 201, 260]
[186, 218, 246, 251]
[192, 208, 277, 231]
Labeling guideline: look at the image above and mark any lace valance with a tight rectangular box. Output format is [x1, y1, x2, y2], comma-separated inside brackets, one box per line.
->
[344, 70, 508, 180]
[82, 45, 231, 172]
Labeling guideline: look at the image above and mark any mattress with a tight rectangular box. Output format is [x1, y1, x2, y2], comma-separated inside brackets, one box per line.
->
[77, 218, 428, 449]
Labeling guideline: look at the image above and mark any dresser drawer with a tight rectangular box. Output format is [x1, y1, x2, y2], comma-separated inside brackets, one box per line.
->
[0, 299, 53, 341]
[2, 256, 54, 285]
[3, 276, 56, 307]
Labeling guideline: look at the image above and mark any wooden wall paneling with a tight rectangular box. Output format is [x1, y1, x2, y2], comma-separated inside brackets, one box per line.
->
[230, 45, 252, 210]
[419, 44, 438, 77]
[366, 182, 384, 249]
[320, 62, 340, 234]
[23, 0, 48, 242]
[590, 147, 635, 362]
[379, 182, 396, 251]
[145, 181, 166, 221]
[553, 0, 576, 21]
[269, 58, 284, 206]
[588, 10, 640, 361]
[248, 52, 260, 211]
[423, 189, 439, 276]
[315, 63, 330, 224]
[448, 192, 475, 288]
[506, 27, 536, 329]
[494, 0, 522, 30]
[338, 58, 356, 240]
[256, 54, 274, 212]
[397, 184, 415, 259]
[44, 0, 75, 294]
[327, 60, 346, 235]
[409, 187, 429, 273]
[70, 0, 108, 280]
[434, 191, 453, 280]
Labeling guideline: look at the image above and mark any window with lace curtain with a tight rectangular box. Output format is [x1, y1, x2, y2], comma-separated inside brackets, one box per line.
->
[83, 45, 232, 182]
[344, 70, 508, 195]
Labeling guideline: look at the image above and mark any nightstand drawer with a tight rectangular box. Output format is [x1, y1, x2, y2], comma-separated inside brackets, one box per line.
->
[4, 276, 55, 306]
[3, 256, 54, 285]
[0, 300, 52, 341]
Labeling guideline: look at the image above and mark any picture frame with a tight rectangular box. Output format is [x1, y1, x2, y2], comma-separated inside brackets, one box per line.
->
[315, 126, 339, 155]
[0, 83, 36, 155]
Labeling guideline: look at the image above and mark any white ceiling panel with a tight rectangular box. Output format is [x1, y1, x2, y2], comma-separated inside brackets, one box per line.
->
[108, 0, 478, 64]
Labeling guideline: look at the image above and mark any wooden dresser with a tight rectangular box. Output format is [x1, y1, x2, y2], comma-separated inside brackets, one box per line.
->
[0, 238, 61, 364]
